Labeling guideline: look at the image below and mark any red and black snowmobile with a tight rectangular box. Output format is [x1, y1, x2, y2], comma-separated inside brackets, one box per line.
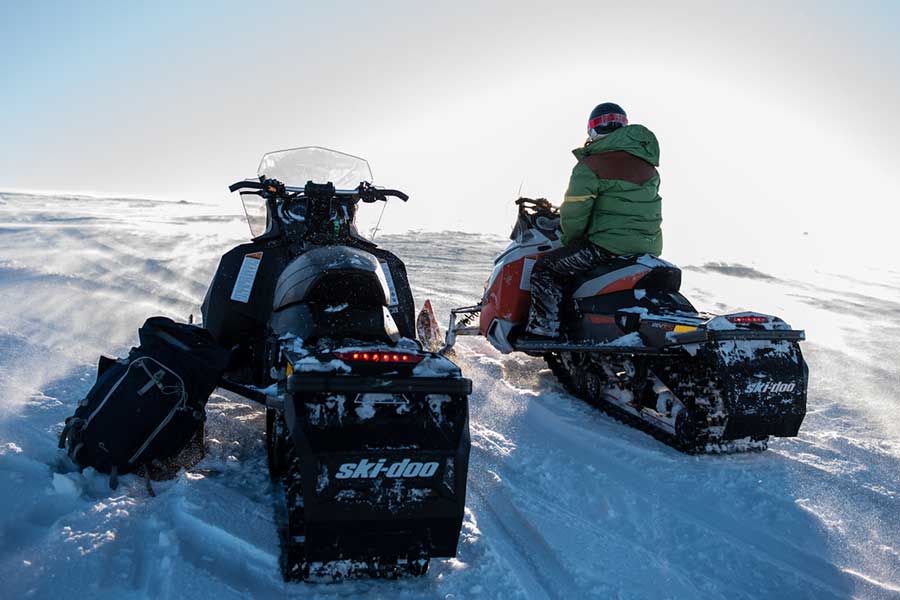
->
[424, 197, 807, 453]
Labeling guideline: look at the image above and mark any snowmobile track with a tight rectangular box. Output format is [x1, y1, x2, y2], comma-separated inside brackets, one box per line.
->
[543, 352, 767, 455]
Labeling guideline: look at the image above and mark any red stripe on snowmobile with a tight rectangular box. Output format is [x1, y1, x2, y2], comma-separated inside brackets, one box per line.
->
[597, 270, 649, 295]
[480, 256, 537, 335]
[586, 314, 616, 324]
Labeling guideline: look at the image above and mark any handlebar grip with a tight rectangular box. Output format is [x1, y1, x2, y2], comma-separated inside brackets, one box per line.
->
[516, 196, 555, 210]
[381, 189, 409, 201]
[228, 180, 264, 193]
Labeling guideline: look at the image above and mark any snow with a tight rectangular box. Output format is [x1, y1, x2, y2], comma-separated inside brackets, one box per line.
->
[1, 191, 900, 598]
[412, 355, 462, 378]
[354, 398, 377, 420]
[333, 338, 422, 354]
[715, 339, 796, 367]
[292, 357, 351, 374]
[606, 331, 645, 347]
[636, 254, 676, 269]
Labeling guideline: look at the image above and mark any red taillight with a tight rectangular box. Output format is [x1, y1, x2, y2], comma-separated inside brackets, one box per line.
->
[334, 350, 424, 364]
[727, 315, 769, 324]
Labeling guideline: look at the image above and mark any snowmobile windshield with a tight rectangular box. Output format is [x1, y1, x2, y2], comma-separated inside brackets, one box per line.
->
[257, 146, 373, 189]
[241, 147, 385, 239]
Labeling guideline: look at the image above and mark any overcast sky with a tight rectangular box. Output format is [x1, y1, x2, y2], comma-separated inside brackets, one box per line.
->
[2, 1, 898, 267]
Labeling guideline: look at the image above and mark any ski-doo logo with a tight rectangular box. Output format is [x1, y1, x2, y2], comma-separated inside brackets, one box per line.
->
[744, 381, 797, 394]
[334, 458, 439, 480]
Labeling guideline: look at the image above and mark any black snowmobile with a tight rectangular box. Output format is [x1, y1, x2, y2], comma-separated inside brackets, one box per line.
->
[425, 197, 807, 453]
[203, 148, 471, 580]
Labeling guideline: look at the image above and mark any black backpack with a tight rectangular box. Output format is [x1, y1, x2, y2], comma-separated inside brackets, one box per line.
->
[59, 317, 230, 484]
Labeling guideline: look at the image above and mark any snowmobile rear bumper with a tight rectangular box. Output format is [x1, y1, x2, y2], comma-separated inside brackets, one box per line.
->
[286, 374, 472, 395]
[722, 412, 805, 439]
[671, 329, 806, 344]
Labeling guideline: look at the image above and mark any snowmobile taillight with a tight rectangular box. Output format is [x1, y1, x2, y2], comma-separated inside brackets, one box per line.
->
[727, 315, 769, 324]
[334, 351, 424, 364]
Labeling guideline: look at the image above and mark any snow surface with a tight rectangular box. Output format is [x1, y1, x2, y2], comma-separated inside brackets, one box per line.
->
[1, 192, 900, 599]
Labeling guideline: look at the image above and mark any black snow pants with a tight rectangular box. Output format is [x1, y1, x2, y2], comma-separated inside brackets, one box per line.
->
[526, 239, 612, 337]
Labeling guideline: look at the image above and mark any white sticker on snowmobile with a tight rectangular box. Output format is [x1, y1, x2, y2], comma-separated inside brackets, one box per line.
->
[378, 260, 399, 306]
[519, 258, 536, 291]
[335, 458, 439, 479]
[744, 381, 796, 394]
[230, 252, 262, 303]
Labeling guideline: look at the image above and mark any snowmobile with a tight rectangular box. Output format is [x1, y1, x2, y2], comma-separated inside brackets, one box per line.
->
[202, 147, 471, 580]
[427, 197, 807, 453]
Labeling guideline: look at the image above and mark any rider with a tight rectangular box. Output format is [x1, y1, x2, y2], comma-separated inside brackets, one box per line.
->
[525, 102, 663, 339]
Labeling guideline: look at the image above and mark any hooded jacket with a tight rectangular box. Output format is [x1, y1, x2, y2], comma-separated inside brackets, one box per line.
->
[560, 124, 662, 255]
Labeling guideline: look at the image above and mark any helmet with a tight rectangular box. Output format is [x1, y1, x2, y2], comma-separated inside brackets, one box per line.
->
[588, 102, 628, 139]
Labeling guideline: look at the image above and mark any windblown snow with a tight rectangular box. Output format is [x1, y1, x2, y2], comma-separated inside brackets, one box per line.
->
[1, 192, 899, 599]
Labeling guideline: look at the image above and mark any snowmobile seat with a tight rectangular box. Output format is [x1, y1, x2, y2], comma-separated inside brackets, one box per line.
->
[270, 245, 400, 343]
[636, 265, 682, 292]
[272, 245, 389, 312]
[570, 256, 681, 299]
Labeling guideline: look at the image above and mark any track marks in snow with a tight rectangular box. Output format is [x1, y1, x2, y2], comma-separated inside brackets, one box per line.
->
[472, 482, 589, 600]
[471, 422, 517, 458]
[461, 349, 872, 599]
[169, 496, 280, 593]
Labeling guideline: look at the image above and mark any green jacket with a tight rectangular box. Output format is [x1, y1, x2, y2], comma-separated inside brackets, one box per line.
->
[560, 124, 662, 255]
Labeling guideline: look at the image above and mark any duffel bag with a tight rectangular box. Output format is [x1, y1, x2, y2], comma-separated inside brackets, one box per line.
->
[59, 317, 230, 484]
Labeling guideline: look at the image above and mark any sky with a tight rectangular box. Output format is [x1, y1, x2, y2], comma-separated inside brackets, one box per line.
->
[2, 0, 899, 269]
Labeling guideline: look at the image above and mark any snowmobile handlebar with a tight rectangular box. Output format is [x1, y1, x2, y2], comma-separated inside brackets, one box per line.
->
[515, 197, 558, 214]
[228, 179, 408, 202]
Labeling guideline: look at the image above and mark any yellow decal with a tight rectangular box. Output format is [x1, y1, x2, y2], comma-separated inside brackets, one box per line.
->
[286, 361, 294, 377]
[673, 325, 697, 333]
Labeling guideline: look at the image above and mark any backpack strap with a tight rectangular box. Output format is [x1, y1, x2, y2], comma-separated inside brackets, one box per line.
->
[58, 418, 73, 449]
[140, 463, 156, 497]
[58, 416, 86, 450]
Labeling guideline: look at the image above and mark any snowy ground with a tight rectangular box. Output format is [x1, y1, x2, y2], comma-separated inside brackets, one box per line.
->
[1, 191, 898, 599]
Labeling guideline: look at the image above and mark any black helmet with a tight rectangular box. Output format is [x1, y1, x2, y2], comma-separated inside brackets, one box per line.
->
[588, 102, 628, 139]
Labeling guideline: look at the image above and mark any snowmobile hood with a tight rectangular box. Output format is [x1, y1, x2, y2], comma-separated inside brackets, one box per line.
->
[573, 124, 660, 167]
